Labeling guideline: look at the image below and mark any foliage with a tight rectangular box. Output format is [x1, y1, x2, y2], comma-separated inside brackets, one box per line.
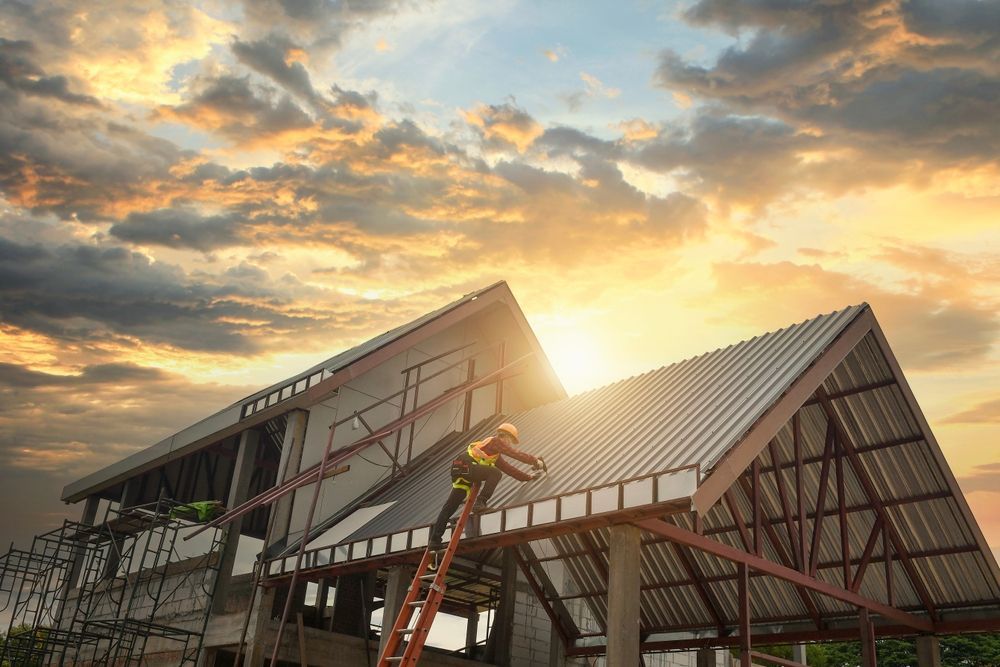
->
[732, 634, 1000, 667]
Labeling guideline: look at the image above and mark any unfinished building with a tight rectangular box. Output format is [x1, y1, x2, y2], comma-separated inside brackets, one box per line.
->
[2, 281, 999, 666]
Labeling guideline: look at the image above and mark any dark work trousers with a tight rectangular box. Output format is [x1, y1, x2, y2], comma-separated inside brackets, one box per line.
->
[429, 454, 501, 544]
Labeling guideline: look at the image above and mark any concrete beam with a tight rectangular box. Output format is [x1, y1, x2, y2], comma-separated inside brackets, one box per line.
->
[607, 524, 641, 666]
[212, 429, 260, 614]
[793, 643, 808, 665]
[916, 636, 941, 667]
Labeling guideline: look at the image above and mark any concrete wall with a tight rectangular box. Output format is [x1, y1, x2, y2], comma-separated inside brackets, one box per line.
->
[286, 306, 537, 543]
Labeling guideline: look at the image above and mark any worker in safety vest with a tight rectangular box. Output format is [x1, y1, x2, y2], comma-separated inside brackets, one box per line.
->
[428, 422, 545, 550]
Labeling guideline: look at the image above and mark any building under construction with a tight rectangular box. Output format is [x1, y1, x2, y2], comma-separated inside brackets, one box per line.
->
[3, 281, 999, 666]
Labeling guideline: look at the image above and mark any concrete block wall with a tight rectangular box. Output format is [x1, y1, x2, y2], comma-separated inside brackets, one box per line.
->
[510, 578, 553, 666]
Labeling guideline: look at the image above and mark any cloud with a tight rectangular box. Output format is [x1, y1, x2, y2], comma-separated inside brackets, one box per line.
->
[462, 101, 543, 153]
[542, 48, 560, 63]
[232, 33, 319, 103]
[943, 398, 1000, 425]
[157, 74, 314, 143]
[655, 0, 1000, 168]
[707, 256, 998, 371]
[0, 236, 307, 353]
[0, 92, 187, 221]
[0, 39, 102, 107]
[618, 119, 658, 143]
[109, 208, 246, 251]
[561, 71, 621, 111]
[238, 0, 410, 55]
[958, 463, 1000, 495]
[633, 113, 816, 207]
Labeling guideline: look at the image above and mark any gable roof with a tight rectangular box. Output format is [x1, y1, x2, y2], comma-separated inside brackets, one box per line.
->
[62, 281, 565, 503]
[320, 304, 868, 542]
[275, 304, 1000, 631]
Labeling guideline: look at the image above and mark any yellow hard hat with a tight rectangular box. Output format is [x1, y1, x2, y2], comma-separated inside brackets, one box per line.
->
[497, 422, 520, 443]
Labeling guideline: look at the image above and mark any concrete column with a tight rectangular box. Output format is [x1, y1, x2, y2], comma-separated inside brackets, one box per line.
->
[485, 548, 518, 665]
[607, 524, 641, 667]
[69, 496, 100, 585]
[331, 571, 376, 637]
[268, 409, 309, 547]
[916, 636, 941, 667]
[466, 605, 480, 659]
[378, 566, 413, 657]
[792, 643, 808, 665]
[211, 429, 260, 614]
[697, 648, 718, 667]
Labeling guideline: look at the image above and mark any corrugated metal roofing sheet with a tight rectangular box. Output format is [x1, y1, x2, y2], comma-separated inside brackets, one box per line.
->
[308, 303, 1000, 635]
[340, 304, 866, 542]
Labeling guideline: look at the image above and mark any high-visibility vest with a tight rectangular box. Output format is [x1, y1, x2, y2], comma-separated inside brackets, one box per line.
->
[467, 439, 498, 466]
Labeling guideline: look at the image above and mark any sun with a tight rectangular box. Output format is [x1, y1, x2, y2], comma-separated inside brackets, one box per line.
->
[538, 328, 611, 395]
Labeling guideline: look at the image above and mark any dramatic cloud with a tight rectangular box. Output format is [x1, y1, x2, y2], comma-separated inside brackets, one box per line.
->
[109, 208, 247, 251]
[232, 33, 319, 103]
[0, 236, 311, 352]
[157, 74, 315, 143]
[655, 0, 1000, 167]
[0, 0, 995, 562]
[0, 39, 101, 107]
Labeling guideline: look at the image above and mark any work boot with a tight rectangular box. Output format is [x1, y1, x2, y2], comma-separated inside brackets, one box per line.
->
[471, 500, 490, 514]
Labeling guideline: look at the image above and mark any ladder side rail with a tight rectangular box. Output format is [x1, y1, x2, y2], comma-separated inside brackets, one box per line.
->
[393, 485, 481, 666]
[376, 549, 435, 665]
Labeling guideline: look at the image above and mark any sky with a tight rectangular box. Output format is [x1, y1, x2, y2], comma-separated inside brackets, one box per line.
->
[0, 0, 997, 573]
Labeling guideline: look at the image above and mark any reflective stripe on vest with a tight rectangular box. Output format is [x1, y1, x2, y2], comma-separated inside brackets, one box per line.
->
[467, 440, 498, 466]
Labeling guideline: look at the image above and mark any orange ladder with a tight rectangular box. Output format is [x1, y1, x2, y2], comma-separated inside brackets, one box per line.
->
[376, 486, 480, 666]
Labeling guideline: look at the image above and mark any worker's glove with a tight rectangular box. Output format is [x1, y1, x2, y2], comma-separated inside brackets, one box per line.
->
[533, 457, 547, 473]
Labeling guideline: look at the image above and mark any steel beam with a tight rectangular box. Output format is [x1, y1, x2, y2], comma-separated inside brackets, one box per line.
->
[738, 476, 822, 627]
[818, 388, 938, 620]
[673, 542, 727, 635]
[633, 518, 933, 632]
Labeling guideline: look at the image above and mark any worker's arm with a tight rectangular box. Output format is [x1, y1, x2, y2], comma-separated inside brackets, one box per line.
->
[490, 436, 539, 466]
[496, 457, 534, 481]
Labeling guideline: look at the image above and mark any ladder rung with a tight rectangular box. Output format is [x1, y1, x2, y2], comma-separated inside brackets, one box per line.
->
[385, 658, 403, 663]
[398, 628, 414, 635]
[408, 600, 425, 607]
[419, 573, 438, 581]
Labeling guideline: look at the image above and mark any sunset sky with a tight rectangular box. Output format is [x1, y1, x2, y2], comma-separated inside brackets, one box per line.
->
[0, 0, 997, 561]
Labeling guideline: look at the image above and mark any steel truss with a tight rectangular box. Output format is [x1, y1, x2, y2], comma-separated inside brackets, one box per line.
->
[256, 387, 1000, 667]
[0, 498, 223, 666]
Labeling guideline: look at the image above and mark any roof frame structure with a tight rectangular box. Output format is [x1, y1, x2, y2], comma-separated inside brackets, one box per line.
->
[225, 308, 1000, 655]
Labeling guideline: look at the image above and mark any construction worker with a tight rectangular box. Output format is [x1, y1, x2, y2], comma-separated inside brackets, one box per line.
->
[428, 423, 545, 550]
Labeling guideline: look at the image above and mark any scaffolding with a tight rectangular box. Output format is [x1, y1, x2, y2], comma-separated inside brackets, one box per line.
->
[0, 498, 224, 666]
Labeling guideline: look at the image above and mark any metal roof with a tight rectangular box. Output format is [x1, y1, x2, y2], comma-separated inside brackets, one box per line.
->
[62, 281, 565, 503]
[280, 303, 1000, 636]
[328, 304, 867, 543]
